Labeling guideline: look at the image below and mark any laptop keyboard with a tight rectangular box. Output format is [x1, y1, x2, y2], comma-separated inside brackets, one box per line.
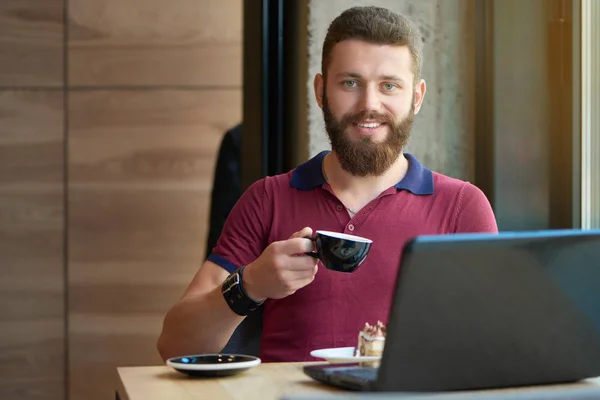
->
[332, 367, 378, 381]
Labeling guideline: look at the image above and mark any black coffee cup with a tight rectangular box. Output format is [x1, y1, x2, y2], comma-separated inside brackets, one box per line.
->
[304, 230, 373, 273]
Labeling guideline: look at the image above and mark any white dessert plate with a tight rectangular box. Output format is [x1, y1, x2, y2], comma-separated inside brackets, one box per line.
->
[309, 347, 381, 364]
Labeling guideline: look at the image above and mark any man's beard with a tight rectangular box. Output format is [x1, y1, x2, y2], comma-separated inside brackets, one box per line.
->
[322, 92, 414, 177]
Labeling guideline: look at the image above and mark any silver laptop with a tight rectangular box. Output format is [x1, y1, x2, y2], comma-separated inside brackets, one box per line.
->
[303, 230, 600, 393]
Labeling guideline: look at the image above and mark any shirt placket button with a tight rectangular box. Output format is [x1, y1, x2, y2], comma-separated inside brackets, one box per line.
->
[348, 224, 355, 232]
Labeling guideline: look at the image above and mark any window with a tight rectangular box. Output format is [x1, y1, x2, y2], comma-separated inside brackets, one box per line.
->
[581, 0, 600, 229]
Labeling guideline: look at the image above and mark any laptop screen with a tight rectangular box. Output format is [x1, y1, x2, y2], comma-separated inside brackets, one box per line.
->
[375, 230, 600, 392]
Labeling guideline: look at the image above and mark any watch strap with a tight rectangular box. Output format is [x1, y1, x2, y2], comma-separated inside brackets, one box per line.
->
[222, 265, 264, 316]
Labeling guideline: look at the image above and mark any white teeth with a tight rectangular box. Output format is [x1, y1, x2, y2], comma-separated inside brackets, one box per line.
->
[357, 122, 381, 128]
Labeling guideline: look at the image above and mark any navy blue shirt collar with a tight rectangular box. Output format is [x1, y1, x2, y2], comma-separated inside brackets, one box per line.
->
[290, 150, 434, 195]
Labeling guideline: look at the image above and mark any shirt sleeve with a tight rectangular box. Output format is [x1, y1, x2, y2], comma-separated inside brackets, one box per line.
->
[206, 178, 271, 273]
[452, 183, 499, 234]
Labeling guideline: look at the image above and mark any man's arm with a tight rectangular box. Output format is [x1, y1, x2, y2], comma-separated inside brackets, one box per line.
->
[160, 158, 256, 361]
[159, 175, 319, 361]
[157, 229, 319, 362]
[157, 260, 243, 361]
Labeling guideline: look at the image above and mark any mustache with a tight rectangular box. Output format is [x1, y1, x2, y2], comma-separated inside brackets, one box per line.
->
[343, 110, 395, 125]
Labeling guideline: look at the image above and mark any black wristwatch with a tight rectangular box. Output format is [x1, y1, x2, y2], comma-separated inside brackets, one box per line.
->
[221, 265, 265, 316]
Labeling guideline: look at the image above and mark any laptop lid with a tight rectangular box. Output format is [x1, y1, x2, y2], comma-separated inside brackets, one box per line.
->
[374, 229, 600, 392]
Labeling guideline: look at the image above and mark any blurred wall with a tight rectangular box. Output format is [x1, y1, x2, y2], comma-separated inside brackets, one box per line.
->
[0, 1, 242, 399]
[0, 2, 65, 398]
[307, 0, 477, 181]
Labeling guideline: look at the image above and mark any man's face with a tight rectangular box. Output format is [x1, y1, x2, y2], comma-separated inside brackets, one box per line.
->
[315, 40, 426, 177]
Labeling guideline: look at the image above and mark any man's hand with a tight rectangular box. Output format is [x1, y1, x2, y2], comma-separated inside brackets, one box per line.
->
[242, 227, 319, 301]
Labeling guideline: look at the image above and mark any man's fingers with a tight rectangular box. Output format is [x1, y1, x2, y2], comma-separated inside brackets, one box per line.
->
[284, 254, 319, 271]
[289, 226, 313, 239]
[279, 237, 315, 255]
[285, 267, 318, 282]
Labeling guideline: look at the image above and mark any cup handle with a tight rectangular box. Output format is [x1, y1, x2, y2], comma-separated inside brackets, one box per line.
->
[303, 236, 319, 258]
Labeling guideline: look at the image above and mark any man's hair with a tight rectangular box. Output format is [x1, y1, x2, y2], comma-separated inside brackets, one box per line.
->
[321, 6, 424, 85]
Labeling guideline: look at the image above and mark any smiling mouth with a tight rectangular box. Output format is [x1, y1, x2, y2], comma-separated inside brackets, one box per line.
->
[355, 122, 384, 129]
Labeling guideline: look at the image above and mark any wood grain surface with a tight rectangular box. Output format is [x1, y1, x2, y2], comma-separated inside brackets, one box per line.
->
[1, 0, 243, 398]
[68, 0, 242, 86]
[0, 91, 65, 400]
[116, 363, 341, 400]
[117, 365, 600, 400]
[0, 1, 64, 87]
[67, 89, 241, 400]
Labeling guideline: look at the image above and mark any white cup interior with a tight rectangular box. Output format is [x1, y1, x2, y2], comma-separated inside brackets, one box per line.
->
[316, 230, 373, 243]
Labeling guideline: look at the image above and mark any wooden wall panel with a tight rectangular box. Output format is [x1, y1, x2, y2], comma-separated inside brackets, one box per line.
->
[68, 0, 242, 86]
[68, 89, 241, 400]
[0, 1, 64, 87]
[0, 91, 65, 400]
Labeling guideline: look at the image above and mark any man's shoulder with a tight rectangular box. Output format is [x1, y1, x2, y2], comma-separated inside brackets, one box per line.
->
[431, 171, 471, 193]
[429, 172, 497, 233]
[430, 171, 489, 202]
[244, 170, 297, 195]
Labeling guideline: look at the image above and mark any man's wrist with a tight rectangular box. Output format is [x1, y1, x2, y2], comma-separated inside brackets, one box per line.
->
[221, 265, 264, 316]
[240, 264, 266, 303]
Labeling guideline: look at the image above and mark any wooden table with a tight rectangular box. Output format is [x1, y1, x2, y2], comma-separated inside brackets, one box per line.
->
[116, 363, 600, 400]
[115, 362, 341, 400]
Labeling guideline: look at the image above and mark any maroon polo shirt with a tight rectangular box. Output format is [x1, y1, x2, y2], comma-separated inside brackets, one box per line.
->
[208, 150, 498, 362]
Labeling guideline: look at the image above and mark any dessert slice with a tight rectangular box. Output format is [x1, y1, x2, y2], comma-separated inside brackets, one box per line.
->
[356, 321, 386, 367]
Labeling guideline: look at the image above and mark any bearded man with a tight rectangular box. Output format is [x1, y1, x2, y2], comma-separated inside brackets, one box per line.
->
[158, 6, 498, 363]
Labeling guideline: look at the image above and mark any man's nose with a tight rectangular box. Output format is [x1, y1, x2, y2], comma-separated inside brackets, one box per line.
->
[358, 85, 382, 112]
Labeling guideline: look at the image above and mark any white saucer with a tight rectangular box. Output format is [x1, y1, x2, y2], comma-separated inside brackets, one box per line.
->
[310, 347, 381, 364]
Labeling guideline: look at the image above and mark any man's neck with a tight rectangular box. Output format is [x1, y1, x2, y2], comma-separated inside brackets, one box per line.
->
[323, 151, 409, 211]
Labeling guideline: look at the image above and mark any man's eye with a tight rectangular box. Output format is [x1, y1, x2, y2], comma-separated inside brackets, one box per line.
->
[383, 83, 397, 91]
[343, 80, 358, 88]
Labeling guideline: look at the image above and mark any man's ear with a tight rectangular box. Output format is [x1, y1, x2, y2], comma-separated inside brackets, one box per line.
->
[314, 73, 324, 109]
[413, 79, 426, 115]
